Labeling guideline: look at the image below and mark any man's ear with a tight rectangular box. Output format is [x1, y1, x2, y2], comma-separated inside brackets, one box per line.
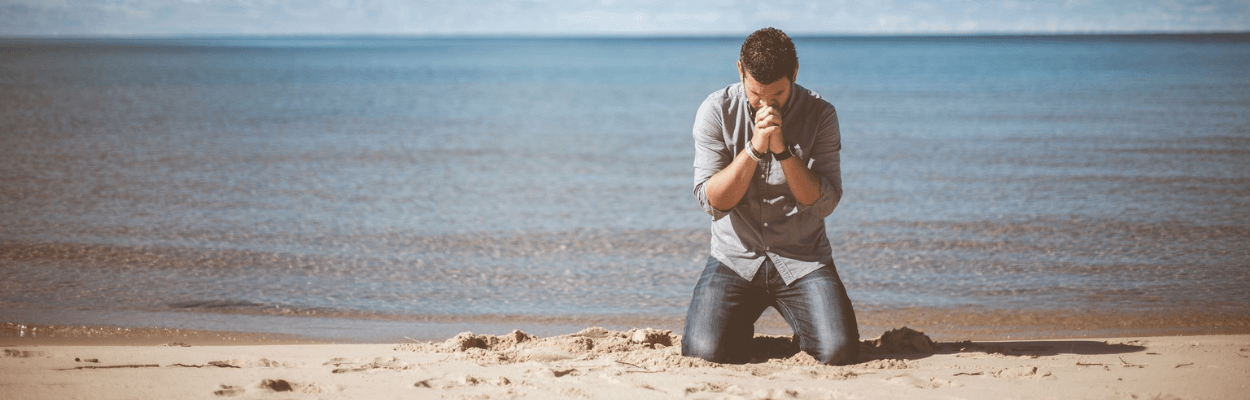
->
[791, 62, 800, 83]
[737, 61, 744, 81]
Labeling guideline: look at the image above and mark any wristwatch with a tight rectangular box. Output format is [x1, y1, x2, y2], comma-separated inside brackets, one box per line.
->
[773, 145, 794, 161]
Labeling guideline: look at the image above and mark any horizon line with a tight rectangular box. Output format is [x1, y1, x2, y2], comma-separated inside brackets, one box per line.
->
[2, 30, 1249, 41]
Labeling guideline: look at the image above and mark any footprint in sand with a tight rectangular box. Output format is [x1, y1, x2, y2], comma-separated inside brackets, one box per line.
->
[215, 379, 333, 395]
[414, 375, 513, 389]
[885, 374, 959, 389]
[204, 358, 294, 368]
[325, 356, 413, 373]
[213, 385, 244, 397]
[684, 381, 739, 394]
[260, 379, 293, 392]
[2, 349, 45, 358]
[262, 378, 335, 393]
[992, 365, 1053, 380]
[756, 388, 852, 400]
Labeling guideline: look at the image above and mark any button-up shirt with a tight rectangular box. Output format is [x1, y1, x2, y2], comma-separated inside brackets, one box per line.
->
[692, 82, 843, 285]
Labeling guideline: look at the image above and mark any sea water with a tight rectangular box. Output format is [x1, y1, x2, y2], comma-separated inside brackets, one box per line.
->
[1, 35, 1247, 341]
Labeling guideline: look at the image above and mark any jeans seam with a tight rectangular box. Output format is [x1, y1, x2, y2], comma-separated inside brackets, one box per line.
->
[771, 297, 801, 347]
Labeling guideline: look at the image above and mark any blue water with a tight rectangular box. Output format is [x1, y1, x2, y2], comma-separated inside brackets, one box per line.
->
[1, 35, 1248, 341]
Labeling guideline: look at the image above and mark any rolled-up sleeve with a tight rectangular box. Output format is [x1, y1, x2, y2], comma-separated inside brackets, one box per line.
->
[793, 106, 842, 219]
[692, 94, 732, 220]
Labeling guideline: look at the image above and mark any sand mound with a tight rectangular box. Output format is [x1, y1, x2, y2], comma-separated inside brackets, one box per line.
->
[395, 327, 693, 367]
[396, 326, 938, 369]
[862, 327, 937, 354]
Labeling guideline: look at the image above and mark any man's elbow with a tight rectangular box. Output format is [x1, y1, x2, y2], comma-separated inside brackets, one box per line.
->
[695, 181, 732, 218]
[707, 196, 735, 213]
[806, 185, 841, 218]
[796, 190, 820, 208]
[700, 198, 733, 220]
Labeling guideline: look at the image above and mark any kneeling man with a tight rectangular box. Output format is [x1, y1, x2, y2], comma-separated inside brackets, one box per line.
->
[683, 27, 859, 365]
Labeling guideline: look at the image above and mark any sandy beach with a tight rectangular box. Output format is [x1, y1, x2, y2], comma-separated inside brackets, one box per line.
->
[3, 325, 1247, 400]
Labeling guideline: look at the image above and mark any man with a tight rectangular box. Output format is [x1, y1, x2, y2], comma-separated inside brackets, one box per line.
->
[683, 27, 859, 366]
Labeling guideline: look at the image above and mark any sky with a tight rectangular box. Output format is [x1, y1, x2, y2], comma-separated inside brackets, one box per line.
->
[1, 0, 1247, 37]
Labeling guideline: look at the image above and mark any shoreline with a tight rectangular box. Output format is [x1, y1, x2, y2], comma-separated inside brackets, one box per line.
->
[4, 304, 1249, 345]
[3, 326, 1246, 399]
[0, 322, 325, 347]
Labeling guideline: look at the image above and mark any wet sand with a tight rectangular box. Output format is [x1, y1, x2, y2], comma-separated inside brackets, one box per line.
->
[7, 295, 1249, 345]
[3, 326, 1247, 399]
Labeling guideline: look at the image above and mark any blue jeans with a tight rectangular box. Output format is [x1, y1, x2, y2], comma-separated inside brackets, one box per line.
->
[682, 256, 859, 365]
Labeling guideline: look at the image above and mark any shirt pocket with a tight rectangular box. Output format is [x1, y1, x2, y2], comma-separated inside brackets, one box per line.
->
[758, 161, 798, 216]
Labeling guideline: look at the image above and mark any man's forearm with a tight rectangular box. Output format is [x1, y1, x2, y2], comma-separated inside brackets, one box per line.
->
[705, 148, 760, 211]
[779, 156, 821, 206]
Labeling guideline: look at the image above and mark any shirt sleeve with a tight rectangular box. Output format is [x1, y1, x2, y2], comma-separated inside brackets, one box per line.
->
[793, 105, 843, 219]
[692, 94, 732, 220]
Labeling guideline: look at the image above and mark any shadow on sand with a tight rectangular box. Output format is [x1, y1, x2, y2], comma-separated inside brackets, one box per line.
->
[744, 327, 1148, 364]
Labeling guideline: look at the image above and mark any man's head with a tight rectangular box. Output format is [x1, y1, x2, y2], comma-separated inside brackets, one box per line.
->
[738, 27, 799, 111]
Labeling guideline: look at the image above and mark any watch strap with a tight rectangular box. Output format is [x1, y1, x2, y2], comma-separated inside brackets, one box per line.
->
[773, 146, 794, 161]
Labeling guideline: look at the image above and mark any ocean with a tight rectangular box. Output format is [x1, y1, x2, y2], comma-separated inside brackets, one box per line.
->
[2, 35, 1248, 342]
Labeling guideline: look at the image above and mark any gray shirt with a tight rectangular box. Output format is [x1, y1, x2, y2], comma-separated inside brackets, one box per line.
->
[692, 82, 843, 285]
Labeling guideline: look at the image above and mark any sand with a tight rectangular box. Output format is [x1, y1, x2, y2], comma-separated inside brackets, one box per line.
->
[3, 326, 1248, 399]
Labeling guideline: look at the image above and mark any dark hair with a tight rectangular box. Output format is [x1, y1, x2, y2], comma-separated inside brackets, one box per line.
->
[739, 27, 798, 85]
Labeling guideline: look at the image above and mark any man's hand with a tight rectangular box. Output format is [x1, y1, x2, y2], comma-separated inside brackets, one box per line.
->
[749, 110, 772, 158]
[754, 101, 786, 154]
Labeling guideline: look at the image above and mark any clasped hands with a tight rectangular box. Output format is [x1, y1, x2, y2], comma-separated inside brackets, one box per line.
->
[750, 100, 786, 156]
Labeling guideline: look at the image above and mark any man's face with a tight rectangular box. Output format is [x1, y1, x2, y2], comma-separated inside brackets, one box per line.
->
[738, 62, 794, 113]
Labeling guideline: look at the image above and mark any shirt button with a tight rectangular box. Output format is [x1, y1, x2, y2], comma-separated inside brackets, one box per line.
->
[765, 246, 770, 251]
[763, 223, 769, 227]
[760, 174, 765, 178]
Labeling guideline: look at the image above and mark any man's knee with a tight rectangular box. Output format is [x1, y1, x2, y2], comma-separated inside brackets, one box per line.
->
[681, 336, 732, 363]
[810, 335, 859, 366]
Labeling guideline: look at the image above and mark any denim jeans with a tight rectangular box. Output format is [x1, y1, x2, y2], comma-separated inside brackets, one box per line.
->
[682, 256, 860, 365]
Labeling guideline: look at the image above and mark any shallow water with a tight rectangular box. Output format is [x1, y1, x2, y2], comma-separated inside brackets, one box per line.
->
[1, 35, 1248, 341]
